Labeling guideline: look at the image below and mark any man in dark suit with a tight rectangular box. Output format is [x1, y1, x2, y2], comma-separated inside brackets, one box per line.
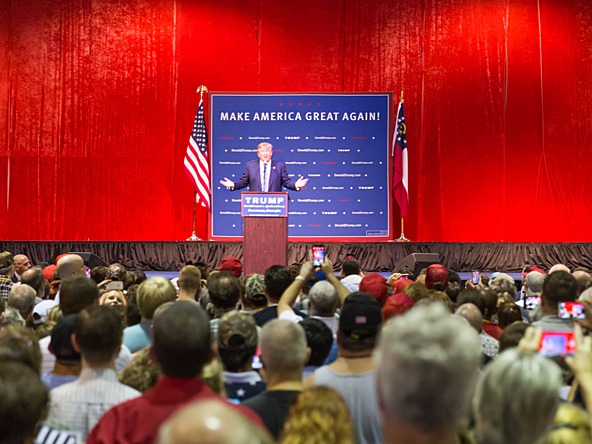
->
[11, 254, 31, 283]
[220, 142, 308, 192]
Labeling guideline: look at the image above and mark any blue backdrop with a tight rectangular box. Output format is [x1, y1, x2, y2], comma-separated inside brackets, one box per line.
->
[209, 93, 392, 240]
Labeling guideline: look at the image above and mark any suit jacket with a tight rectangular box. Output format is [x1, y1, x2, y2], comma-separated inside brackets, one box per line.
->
[233, 159, 297, 192]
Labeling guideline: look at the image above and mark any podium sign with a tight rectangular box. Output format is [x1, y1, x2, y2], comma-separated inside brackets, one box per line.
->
[241, 193, 288, 218]
[242, 192, 289, 274]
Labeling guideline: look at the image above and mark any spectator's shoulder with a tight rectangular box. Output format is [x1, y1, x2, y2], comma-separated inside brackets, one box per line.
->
[86, 397, 140, 444]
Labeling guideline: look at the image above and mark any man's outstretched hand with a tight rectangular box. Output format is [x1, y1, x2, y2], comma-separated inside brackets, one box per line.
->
[220, 177, 234, 189]
[295, 176, 309, 189]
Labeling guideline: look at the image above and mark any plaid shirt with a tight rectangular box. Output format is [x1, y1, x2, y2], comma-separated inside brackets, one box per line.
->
[0, 275, 13, 302]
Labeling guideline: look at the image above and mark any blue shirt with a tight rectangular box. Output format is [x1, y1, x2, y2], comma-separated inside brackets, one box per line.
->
[42, 373, 78, 390]
[122, 322, 152, 353]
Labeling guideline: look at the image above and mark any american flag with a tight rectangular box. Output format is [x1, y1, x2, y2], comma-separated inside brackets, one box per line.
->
[184, 99, 211, 209]
[392, 100, 408, 217]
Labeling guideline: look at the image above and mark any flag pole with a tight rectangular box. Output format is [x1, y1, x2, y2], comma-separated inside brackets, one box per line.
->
[187, 200, 200, 241]
[186, 85, 209, 242]
[395, 90, 410, 242]
[396, 217, 409, 242]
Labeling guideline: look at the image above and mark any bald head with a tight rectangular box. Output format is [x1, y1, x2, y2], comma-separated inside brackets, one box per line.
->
[549, 264, 570, 274]
[157, 400, 272, 444]
[13, 255, 31, 276]
[57, 254, 86, 278]
[455, 303, 483, 333]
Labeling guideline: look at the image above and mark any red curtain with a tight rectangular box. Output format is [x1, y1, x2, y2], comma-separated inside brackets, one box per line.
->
[1, 0, 592, 241]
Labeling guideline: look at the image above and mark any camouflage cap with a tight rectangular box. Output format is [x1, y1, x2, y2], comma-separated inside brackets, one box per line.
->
[245, 274, 265, 300]
[218, 311, 258, 350]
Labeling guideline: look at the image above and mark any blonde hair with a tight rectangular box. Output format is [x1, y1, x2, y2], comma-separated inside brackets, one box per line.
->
[201, 356, 226, 397]
[403, 283, 430, 302]
[545, 403, 592, 444]
[136, 277, 176, 319]
[430, 291, 454, 313]
[99, 290, 128, 306]
[280, 386, 355, 444]
[118, 347, 160, 392]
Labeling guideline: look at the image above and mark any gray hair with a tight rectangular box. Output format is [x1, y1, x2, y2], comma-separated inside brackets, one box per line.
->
[260, 319, 307, 374]
[473, 348, 561, 444]
[7, 284, 36, 315]
[308, 281, 338, 316]
[374, 303, 481, 431]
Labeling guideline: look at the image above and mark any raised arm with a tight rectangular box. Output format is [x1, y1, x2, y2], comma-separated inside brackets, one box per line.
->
[320, 259, 350, 307]
[567, 324, 592, 424]
[278, 261, 314, 318]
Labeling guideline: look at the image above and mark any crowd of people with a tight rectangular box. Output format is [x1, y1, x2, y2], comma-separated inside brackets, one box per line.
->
[0, 249, 591, 444]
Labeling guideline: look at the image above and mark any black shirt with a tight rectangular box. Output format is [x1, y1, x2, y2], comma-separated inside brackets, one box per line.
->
[242, 390, 301, 439]
[252, 305, 307, 327]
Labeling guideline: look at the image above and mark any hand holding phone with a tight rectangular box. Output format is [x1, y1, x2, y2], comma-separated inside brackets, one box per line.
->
[524, 296, 541, 310]
[538, 331, 576, 357]
[471, 271, 480, 285]
[105, 280, 124, 291]
[311, 245, 325, 267]
[558, 302, 586, 320]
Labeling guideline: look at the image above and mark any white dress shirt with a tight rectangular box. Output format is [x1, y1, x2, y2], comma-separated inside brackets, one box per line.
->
[259, 160, 271, 192]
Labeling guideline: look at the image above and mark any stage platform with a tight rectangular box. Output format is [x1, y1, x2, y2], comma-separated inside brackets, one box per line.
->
[143, 270, 524, 282]
[1, 241, 592, 275]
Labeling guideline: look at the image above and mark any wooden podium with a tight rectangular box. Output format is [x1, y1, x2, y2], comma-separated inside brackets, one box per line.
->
[241, 192, 288, 275]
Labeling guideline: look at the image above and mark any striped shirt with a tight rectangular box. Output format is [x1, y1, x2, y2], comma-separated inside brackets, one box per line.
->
[36, 425, 81, 444]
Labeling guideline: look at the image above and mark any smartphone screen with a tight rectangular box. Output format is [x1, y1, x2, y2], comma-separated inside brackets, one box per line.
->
[538, 331, 576, 357]
[558, 301, 586, 319]
[106, 280, 124, 291]
[524, 296, 541, 310]
[471, 271, 480, 285]
[400, 274, 409, 280]
[311, 245, 325, 267]
[252, 348, 262, 370]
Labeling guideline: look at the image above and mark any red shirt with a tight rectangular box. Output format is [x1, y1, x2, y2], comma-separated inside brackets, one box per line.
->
[87, 377, 261, 444]
[482, 320, 503, 341]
